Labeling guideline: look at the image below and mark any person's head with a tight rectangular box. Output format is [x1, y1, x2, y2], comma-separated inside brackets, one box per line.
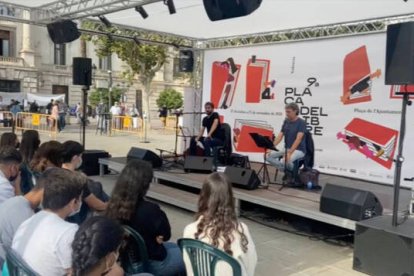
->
[195, 172, 247, 255]
[41, 168, 86, 216]
[72, 216, 125, 276]
[19, 130, 40, 164]
[105, 159, 153, 222]
[204, 102, 214, 115]
[62, 141, 84, 170]
[0, 146, 22, 182]
[0, 132, 19, 148]
[285, 102, 300, 121]
[30, 141, 64, 173]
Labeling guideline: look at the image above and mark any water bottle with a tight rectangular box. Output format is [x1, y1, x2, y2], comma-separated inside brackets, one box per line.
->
[307, 180, 313, 190]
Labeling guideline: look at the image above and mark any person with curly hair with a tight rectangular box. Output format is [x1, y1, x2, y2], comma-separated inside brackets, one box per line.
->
[183, 172, 257, 276]
[71, 216, 125, 276]
[105, 159, 185, 276]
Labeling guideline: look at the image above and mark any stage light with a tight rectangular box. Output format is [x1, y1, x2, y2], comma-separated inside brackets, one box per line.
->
[164, 0, 176, 14]
[133, 36, 141, 45]
[135, 6, 148, 19]
[98, 15, 112, 28]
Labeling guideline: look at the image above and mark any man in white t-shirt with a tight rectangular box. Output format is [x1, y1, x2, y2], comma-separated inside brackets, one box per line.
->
[0, 177, 45, 271]
[12, 168, 86, 276]
[0, 146, 22, 204]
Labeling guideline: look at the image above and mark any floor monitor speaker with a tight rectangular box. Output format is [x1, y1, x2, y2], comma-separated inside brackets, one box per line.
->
[224, 166, 260, 190]
[127, 147, 162, 168]
[184, 156, 214, 173]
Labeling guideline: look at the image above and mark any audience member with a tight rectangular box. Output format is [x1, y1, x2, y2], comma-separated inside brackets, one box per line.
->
[71, 216, 125, 276]
[62, 141, 108, 224]
[0, 133, 19, 148]
[183, 172, 257, 276]
[0, 174, 45, 268]
[12, 168, 86, 275]
[0, 146, 22, 204]
[19, 130, 40, 194]
[30, 141, 64, 176]
[105, 160, 185, 276]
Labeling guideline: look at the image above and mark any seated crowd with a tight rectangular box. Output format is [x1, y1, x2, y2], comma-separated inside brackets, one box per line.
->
[0, 131, 257, 276]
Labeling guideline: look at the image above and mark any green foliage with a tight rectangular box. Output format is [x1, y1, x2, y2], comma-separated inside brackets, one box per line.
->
[88, 87, 123, 108]
[156, 88, 183, 110]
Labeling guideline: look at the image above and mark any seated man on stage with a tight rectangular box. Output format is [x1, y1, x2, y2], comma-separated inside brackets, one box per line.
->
[190, 102, 225, 156]
[267, 103, 306, 171]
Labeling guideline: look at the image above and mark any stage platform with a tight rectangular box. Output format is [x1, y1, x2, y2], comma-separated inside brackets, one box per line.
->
[99, 157, 411, 231]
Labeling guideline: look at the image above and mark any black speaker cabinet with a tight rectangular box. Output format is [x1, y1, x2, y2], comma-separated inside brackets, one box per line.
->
[354, 215, 414, 276]
[47, 20, 81, 44]
[127, 147, 162, 168]
[224, 166, 260, 190]
[73, 58, 92, 86]
[203, 0, 262, 21]
[386, 22, 414, 85]
[179, 50, 194, 72]
[320, 184, 383, 221]
[80, 150, 110, 176]
[184, 156, 214, 173]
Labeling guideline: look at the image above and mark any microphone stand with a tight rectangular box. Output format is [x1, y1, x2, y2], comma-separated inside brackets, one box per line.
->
[278, 139, 289, 191]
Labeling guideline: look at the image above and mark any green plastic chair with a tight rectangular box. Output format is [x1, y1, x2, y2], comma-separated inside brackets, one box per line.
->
[120, 225, 150, 275]
[178, 238, 242, 276]
[4, 246, 39, 276]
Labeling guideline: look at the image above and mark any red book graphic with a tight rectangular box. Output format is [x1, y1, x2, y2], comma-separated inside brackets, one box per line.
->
[390, 85, 414, 99]
[341, 46, 381, 105]
[210, 59, 241, 109]
[233, 120, 273, 152]
[337, 118, 398, 169]
[246, 58, 275, 103]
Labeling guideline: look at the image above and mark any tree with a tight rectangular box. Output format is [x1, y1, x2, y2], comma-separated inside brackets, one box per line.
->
[88, 87, 123, 108]
[156, 88, 183, 111]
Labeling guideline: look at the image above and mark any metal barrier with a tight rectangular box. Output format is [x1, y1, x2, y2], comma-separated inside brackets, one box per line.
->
[165, 116, 177, 131]
[15, 112, 58, 139]
[0, 111, 13, 129]
[111, 115, 143, 136]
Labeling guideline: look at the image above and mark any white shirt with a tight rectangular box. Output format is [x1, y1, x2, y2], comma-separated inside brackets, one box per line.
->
[12, 210, 78, 276]
[0, 170, 14, 205]
[110, 105, 121, 115]
[183, 218, 257, 276]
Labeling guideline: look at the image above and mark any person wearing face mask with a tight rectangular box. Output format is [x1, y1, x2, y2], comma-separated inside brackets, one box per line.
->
[62, 141, 108, 225]
[0, 146, 22, 204]
[11, 168, 86, 276]
[189, 102, 225, 156]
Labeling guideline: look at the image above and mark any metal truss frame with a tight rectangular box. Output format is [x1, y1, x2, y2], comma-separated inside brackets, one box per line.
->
[0, 1, 414, 50]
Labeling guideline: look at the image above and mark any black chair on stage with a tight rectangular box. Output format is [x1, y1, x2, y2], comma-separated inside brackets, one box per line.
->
[212, 123, 232, 166]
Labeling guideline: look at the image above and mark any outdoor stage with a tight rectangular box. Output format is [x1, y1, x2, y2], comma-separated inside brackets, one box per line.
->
[99, 157, 411, 231]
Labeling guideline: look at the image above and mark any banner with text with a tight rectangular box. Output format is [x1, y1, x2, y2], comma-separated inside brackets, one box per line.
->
[202, 33, 414, 187]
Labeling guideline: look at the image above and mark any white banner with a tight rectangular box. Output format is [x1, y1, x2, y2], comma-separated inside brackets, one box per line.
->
[0, 92, 25, 106]
[27, 93, 65, 106]
[202, 33, 414, 187]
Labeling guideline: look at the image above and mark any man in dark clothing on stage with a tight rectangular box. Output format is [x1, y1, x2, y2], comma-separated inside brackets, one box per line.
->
[190, 102, 225, 156]
[267, 102, 307, 171]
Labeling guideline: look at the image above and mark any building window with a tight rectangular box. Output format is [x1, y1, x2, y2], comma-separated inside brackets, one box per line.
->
[0, 6, 16, 17]
[0, 80, 20, 92]
[0, 30, 11, 57]
[54, 43, 66, 65]
[99, 55, 112, 71]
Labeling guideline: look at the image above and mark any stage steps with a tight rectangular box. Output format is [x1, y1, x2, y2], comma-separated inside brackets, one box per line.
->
[147, 182, 198, 212]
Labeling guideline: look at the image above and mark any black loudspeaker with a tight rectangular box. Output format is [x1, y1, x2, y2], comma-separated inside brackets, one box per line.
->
[354, 216, 414, 276]
[183, 156, 214, 173]
[203, 0, 262, 21]
[127, 147, 162, 168]
[73, 58, 92, 86]
[386, 22, 414, 85]
[80, 150, 110, 176]
[47, 20, 81, 44]
[320, 184, 382, 221]
[224, 166, 260, 190]
[179, 50, 194, 72]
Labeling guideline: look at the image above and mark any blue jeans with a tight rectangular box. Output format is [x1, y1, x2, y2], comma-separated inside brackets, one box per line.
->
[267, 149, 305, 171]
[148, 242, 186, 276]
[190, 137, 223, 156]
